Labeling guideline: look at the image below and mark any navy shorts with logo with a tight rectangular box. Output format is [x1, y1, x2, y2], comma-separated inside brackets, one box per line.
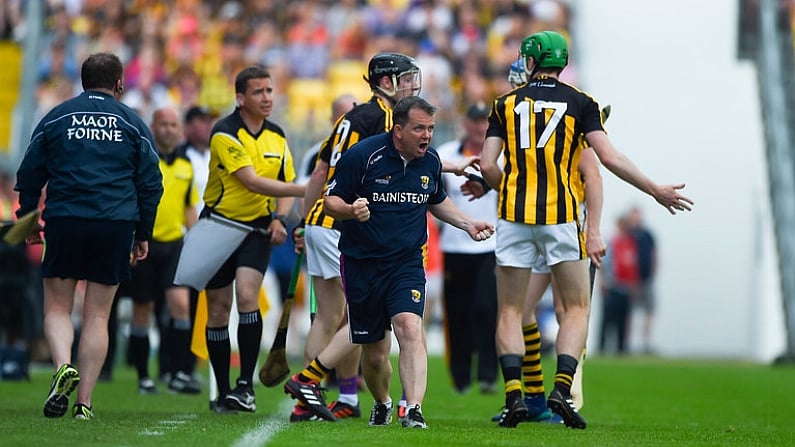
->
[341, 251, 425, 344]
[42, 217, 136, 285]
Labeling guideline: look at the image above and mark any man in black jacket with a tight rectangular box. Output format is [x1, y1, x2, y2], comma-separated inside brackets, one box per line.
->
[15, 52, 163, 420]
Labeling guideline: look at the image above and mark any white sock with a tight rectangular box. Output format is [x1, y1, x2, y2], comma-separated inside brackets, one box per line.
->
[337, 394, 358, 406]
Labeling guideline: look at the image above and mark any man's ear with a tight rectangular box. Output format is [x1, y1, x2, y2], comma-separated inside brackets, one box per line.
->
[116, 79, 124, 94]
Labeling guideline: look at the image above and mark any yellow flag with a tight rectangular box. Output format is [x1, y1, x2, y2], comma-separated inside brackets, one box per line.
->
[190, 287, 271, 360]
[190, 290, 209, 360]
[259, 286, 270, 315]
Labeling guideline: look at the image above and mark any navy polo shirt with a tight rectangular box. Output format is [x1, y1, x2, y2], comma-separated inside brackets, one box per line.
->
[326, 132, 446, 261]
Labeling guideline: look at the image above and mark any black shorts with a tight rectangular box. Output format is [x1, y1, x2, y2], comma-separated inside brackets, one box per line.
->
[128, 240, 184, 303]
[341, 251, 425, 344]
[42, 217, 136, 285]
[206, 230, 272, 289]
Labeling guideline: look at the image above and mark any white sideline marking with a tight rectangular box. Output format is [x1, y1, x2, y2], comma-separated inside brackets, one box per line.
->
[140, 429, 164, 436]
[229, 399, 294, 447]
[138, 413, 196, 436]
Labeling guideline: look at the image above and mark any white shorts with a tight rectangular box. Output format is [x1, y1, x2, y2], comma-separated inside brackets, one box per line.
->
[531, 203, 586, 274]
[305, 225, 341, 279]
[531, 256, 551, 274]
[495, 219, 585, 269]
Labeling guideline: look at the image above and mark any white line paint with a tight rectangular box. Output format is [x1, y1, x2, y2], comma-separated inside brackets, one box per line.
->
[138, 413, 196, 436]
[229, 399, 294, 447]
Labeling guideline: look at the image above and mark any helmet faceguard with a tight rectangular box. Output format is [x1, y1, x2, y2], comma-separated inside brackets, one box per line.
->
[508, 59, 528, 87]
[519, 31, 569, 76]
[364, 53, 422, 101]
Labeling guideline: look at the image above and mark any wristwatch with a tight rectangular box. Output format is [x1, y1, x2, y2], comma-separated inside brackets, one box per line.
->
[273, 214, 288, 226]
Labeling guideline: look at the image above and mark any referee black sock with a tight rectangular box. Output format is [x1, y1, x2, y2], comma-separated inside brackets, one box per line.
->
[129, 326, 150, 380]
[236, 310, 262, 385]
[169, 318, 192, 375]
[206, 326, 231, 396]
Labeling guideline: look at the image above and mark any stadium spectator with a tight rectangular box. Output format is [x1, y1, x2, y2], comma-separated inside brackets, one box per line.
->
[599, 215, 638, 355]
[21, 1, 580, 154]
[121, 42, 172, 123]
[627, 206, 657, 353]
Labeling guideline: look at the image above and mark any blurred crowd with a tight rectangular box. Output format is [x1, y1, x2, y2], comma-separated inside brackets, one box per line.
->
[0, 0, 577, 154]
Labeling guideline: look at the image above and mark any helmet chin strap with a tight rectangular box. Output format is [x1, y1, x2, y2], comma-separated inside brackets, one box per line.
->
[373, 75, 399, 105]
[525, 58, 537, 79]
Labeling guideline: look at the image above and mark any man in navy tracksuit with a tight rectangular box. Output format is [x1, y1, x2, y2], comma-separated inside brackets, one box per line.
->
[15, 53, 162, 420]
[284, 96, 494, 428]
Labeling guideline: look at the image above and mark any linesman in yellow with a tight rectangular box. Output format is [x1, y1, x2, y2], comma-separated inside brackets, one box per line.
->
[480, 31, 693, 429]
[202, 65, 305, 413]
[127, 107, 200, 395]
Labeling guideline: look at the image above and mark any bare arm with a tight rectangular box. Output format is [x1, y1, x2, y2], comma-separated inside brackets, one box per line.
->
[429, 197, 494, 242]
[480, 136, 504, 191]
[578, 148, 606, 268]
[303, 159, 329, 216]
[586, 130, 693, 214]
[233, 165, 305, 198]
[442, 155, 480, 176]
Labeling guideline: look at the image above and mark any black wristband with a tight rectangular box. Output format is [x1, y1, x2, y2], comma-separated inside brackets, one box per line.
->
[274, 214, 288, 226]
[467, 173, 492, 193]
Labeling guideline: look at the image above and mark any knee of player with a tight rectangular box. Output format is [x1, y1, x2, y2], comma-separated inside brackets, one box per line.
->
[391, 313, 424, 344]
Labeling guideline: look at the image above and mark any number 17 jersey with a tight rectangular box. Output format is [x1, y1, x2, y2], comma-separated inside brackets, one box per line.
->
[486, 76, 604, 225]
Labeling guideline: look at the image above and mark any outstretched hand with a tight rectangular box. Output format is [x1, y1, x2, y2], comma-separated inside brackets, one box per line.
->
[449, 155, 480, 176]
[653, 183, 693, 214]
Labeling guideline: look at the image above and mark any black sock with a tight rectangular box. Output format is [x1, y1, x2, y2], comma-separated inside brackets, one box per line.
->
[129, 327, 150, 380]
[236, 310, 262, 385]
[554, 354, 579, 395]
[207, 326, 231, 396]
[169, 319, 192, 375]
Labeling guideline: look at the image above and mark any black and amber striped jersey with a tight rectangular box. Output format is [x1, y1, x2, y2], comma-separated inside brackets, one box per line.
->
[486, 76, 604, 225]
[153, 148, 198, 242]
[203, 108, 296, 222]
[305, 96, 393, 228]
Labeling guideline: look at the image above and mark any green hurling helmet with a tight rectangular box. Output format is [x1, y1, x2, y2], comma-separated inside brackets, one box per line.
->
[520, 31, 569, 69]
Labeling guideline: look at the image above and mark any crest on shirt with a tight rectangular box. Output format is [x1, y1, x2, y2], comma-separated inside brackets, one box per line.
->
[410, 289, 422, 303]
[419, 176, 430, 190]
[375, 175, 391, 185]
